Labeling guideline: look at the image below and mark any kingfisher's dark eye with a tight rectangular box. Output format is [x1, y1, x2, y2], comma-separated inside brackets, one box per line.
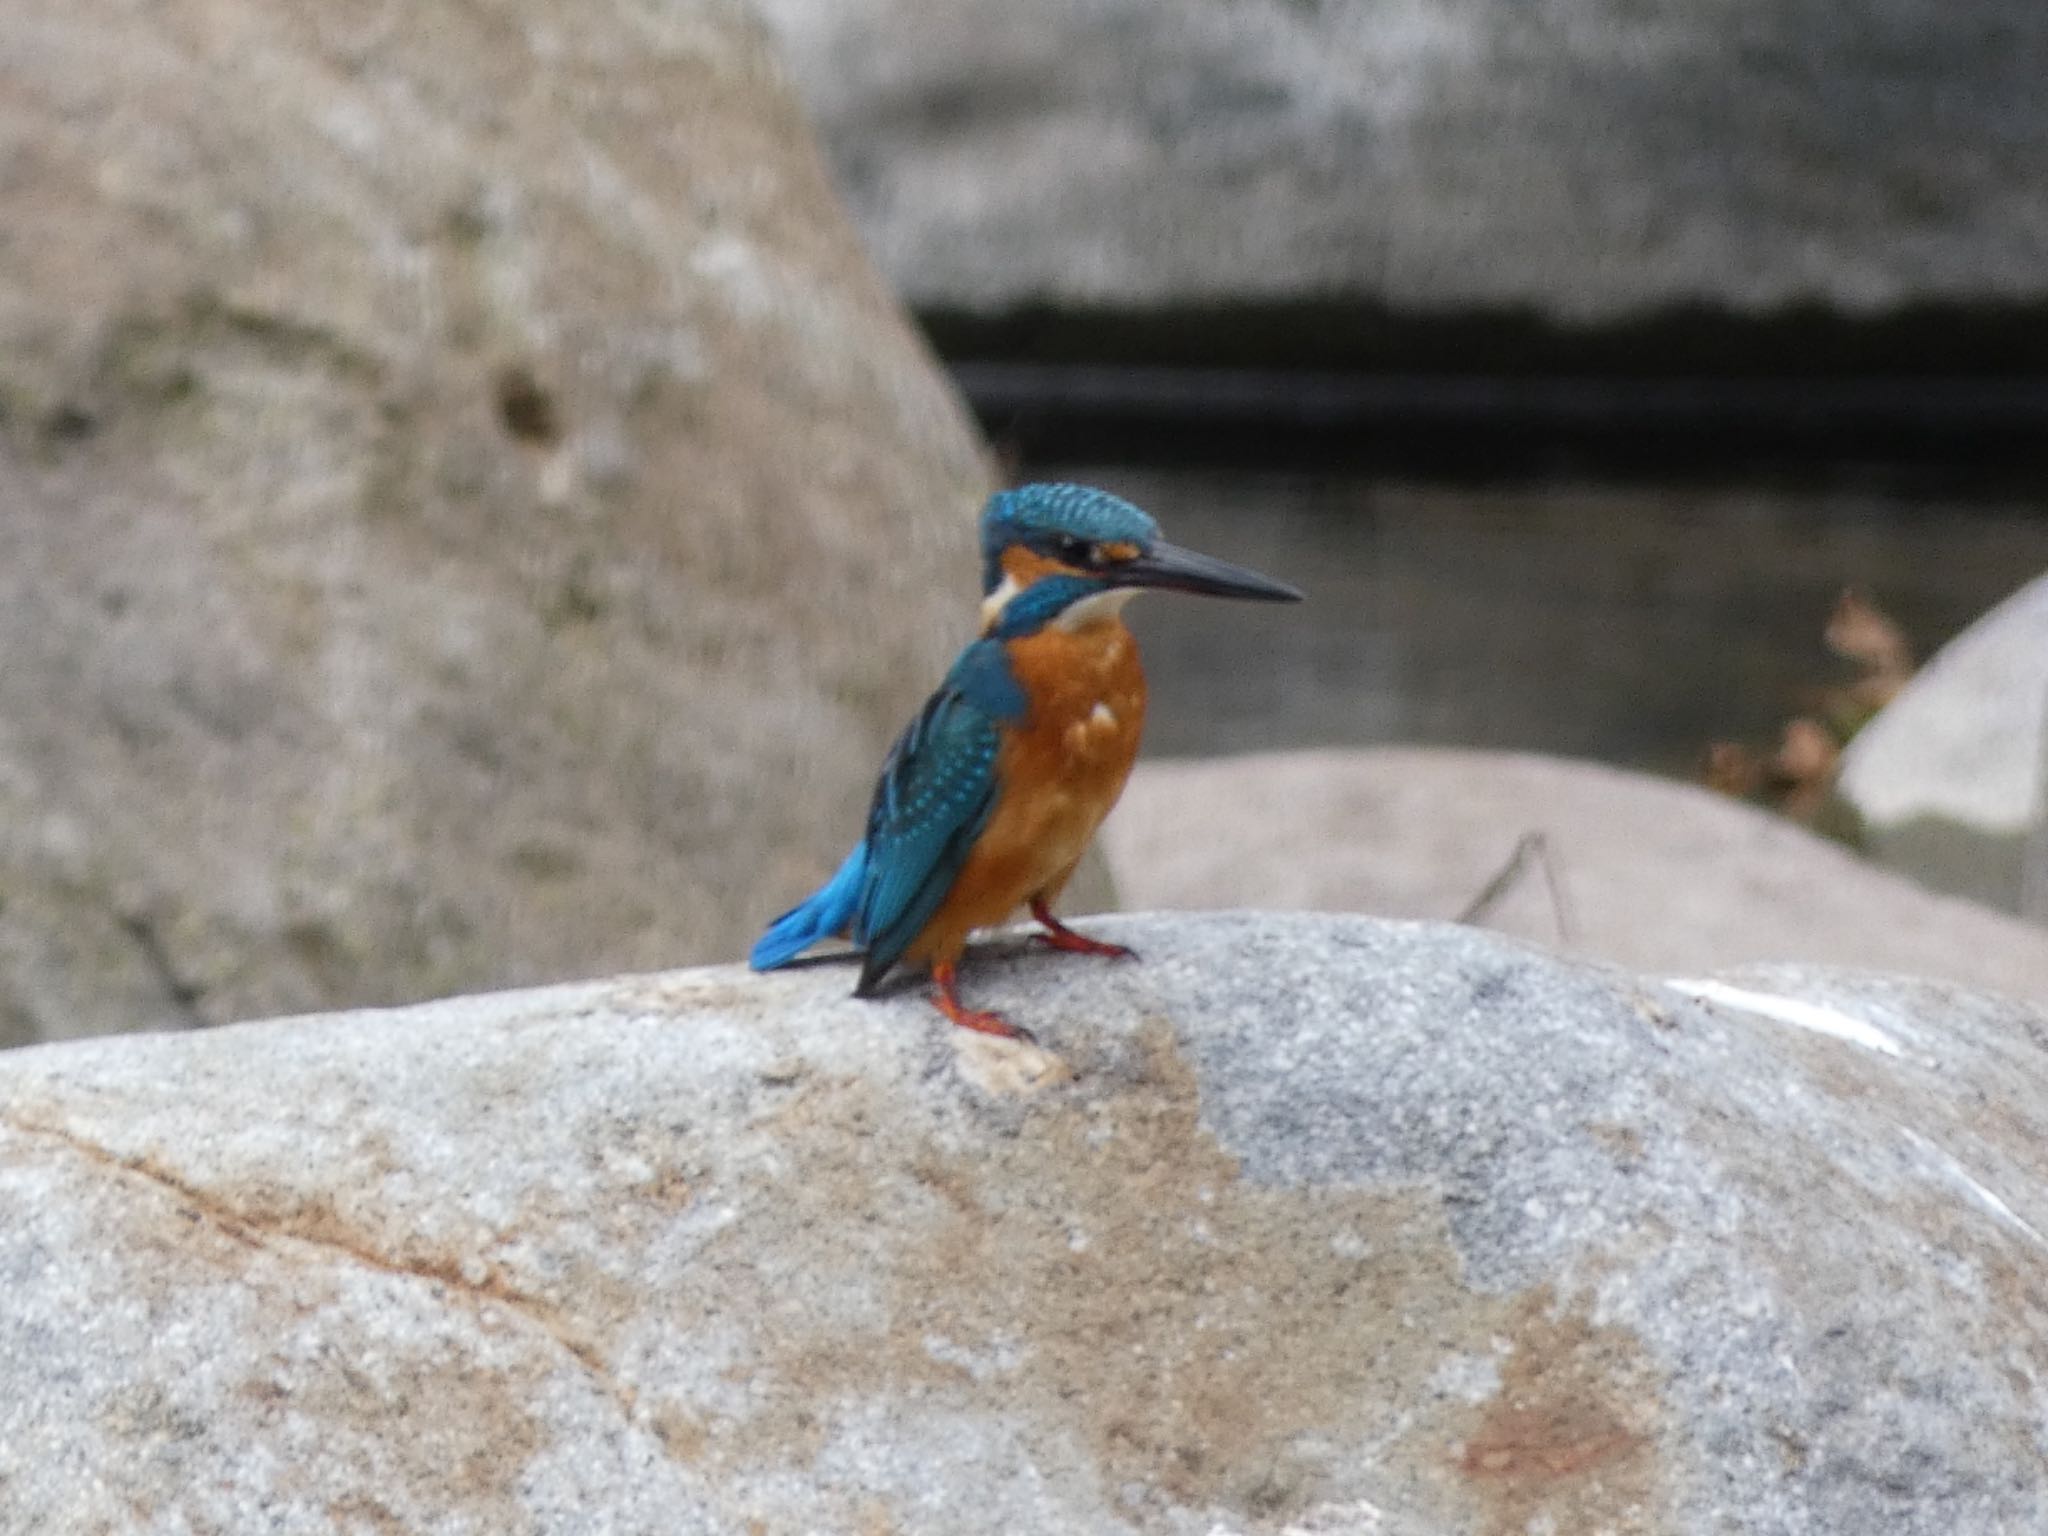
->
[1056, 535, 1092, 564]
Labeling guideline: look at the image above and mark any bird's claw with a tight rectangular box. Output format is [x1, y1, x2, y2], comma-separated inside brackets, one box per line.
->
[1032, 930, 1138, 962]
[1027, 900, 1139, 961]
[930, 960, 1038, 1044]
[947, 1009, 1038, 1046]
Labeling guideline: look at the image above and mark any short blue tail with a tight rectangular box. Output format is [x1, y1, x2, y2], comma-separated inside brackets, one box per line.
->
[749, 845, 868, 970]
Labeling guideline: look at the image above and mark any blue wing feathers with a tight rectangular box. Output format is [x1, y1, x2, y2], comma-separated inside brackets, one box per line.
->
[751, 639, 1025, 985]
[854, 691, 1003, 983]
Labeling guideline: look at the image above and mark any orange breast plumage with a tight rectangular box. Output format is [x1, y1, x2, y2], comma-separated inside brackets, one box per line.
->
[900, 612, 1147, 966]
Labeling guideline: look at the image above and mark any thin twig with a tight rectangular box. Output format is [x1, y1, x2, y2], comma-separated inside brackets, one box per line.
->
[1456, 831, 1577, 946]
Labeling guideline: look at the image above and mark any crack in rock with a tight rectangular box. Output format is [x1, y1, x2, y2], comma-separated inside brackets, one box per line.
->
[0, 1110, 640, 1427]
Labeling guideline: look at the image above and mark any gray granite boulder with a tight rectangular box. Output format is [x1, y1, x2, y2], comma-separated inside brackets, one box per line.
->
[1839, 574, 2048, 919]
[754, 0, 2048, 318]
[4, 912, 2045, 1533]
[1102, 749, 2048, 1004]
[0, 0, 1052, 1047]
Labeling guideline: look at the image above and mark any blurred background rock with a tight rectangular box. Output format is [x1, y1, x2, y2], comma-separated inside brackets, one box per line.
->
[756, 0, 2048, 322]
[0, 0, 1047, 1047]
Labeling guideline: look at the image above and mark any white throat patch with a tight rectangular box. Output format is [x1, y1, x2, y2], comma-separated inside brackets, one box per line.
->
[1054, 587, 1140, 631]
[979, 571, 1023, 631]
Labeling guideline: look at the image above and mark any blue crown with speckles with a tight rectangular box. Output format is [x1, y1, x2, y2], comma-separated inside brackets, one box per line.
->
[979, 484, 1160, 593]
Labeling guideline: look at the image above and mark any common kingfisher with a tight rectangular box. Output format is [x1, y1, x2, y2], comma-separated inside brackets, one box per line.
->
[749, 483, 1302, 1042]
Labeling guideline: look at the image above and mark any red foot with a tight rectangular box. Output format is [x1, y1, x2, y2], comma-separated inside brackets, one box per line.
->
[1029, 899, 1137, 960]
[930, 961, 1037, 1045]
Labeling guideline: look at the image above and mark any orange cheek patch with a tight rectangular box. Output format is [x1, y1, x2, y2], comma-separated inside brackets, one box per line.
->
[1100, 541, 1141, 563]
[1001, 547, 1069, 584]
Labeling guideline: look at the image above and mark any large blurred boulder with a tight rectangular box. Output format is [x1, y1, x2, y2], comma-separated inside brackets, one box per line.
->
[1838, 574, 2048, 919]
[755, 0, 2048, 322]
[0, 0, 1028, 1046]
[1101, 748, 2048, 1003]
[3, 913, 2046, 1532]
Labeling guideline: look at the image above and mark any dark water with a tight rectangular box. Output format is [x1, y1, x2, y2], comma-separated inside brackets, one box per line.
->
[1034, 464, 2048, 774]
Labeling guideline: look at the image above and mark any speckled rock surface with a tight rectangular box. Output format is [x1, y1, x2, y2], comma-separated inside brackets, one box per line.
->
[0, 0, 1063, 1048]
[4, 913, 2045, 1534]
[754, 0, 2048, 317]
[1839, 574, 2048, 918]
[1101, 749, 2048, 1004]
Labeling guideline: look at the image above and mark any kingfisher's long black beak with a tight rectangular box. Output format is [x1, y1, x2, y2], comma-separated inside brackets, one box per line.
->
[1112, 540, 1304, 602]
